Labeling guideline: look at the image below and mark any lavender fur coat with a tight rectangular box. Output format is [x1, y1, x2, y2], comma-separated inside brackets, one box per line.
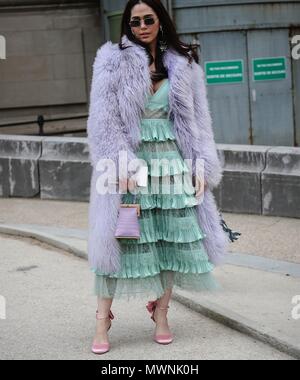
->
[87, 34, 229, 274]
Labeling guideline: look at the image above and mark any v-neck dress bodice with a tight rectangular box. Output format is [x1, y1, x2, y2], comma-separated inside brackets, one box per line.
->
[148, 78, 169, 105]
[93, 78, 220, 300]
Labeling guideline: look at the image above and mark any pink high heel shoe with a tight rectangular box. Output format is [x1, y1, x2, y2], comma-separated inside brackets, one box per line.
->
[146, 300, 174, 345]
[91, 310, 114, 355]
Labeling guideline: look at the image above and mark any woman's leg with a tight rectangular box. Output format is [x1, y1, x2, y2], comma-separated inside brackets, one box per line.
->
[93, 297, 113, 344]
[154, 287, 173, 336]
[157, 288, 173, 308]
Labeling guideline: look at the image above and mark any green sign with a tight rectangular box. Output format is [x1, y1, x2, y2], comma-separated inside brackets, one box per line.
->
[253, 57, 286, 81]
[205, 60, 244, 85]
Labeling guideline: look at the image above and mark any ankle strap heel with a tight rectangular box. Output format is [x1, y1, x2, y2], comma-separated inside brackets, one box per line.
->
[92, 310, 115, 355]
[146, 300, 173, 345]
[146, 300, 170, 322]
[96, 310, 115, 321]
[157, 306, 170, 311]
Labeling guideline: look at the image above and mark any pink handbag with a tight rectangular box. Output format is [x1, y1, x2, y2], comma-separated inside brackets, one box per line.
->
[115, 193, 141, 240]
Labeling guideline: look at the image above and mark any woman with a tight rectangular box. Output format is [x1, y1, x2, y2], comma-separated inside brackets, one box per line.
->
[87, 0, 229, 355]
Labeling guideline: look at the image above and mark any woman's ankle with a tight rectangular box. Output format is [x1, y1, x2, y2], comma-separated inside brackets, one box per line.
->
[154, 308, 169, 323]
[96, 318, 110, 331]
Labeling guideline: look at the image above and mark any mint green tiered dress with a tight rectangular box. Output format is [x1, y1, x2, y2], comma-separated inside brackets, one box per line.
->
[93, 78, 220, 300]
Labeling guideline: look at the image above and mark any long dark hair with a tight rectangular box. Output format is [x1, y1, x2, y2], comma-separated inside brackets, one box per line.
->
[119, 0, 200, 83]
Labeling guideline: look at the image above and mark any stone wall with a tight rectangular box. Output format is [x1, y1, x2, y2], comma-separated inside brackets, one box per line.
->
[0, 135, 299, 218]
[0, 0, 102, 122]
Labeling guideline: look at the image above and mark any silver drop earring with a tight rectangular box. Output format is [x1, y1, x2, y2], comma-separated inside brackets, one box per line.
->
[159, 25, 168, 52]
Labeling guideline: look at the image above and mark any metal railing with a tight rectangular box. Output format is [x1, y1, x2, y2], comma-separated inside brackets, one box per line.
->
[0, 113, 88, 136]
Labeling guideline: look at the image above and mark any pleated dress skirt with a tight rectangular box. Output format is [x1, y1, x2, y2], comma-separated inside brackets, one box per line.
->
[92, 78, 221, 300]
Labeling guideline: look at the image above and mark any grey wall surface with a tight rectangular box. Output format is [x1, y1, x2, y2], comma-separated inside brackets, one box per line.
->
[102, 1, 300, 147]
[174, 0, 300, 147]
[0, 135, 299, 218]
[0, 1, 87, 4]
[292, 27, 300, 148]
[0, 135, 41, 197]
[39, 137, 92, 201]
[0, 135, 92, 201]
[1, 0, 299, 145]
[0, 0, 102, 122]
[217, 144, 300, 218]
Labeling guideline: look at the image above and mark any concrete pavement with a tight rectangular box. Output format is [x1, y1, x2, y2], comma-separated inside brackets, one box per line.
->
[0, 234, 294, 360]
[0, 198, 299, 359]
[0, 198, 300, 263]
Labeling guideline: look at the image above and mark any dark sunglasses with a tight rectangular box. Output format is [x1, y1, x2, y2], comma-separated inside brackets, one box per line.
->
[129, 16, 157, 28]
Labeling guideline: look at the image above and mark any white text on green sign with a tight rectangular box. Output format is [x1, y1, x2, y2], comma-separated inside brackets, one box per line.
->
[205, 60, 244, 85]
[253, 57, 286, 81]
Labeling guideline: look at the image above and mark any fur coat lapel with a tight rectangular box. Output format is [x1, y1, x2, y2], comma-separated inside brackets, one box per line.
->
[117, 34, 196, 158]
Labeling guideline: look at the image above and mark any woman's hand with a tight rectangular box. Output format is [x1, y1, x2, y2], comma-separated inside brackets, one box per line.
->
[119, 177, 128, 193]
[128, 177, 138, 192]
[119, 177, 138, 193]
[194, 175, 208, 199]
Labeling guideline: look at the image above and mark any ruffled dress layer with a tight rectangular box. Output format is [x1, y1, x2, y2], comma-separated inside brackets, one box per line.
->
[92, 78, 220, 300]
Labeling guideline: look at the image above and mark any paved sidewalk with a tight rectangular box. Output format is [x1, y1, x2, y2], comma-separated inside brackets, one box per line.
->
[0, 198, 299, 359]
[0, 198, 299, 263]
[0, 235, 294, 360]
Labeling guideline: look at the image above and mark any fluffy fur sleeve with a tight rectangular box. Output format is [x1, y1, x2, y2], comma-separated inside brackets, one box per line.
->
[191, 61, 224, 190]
[87, 42, 139, 178]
